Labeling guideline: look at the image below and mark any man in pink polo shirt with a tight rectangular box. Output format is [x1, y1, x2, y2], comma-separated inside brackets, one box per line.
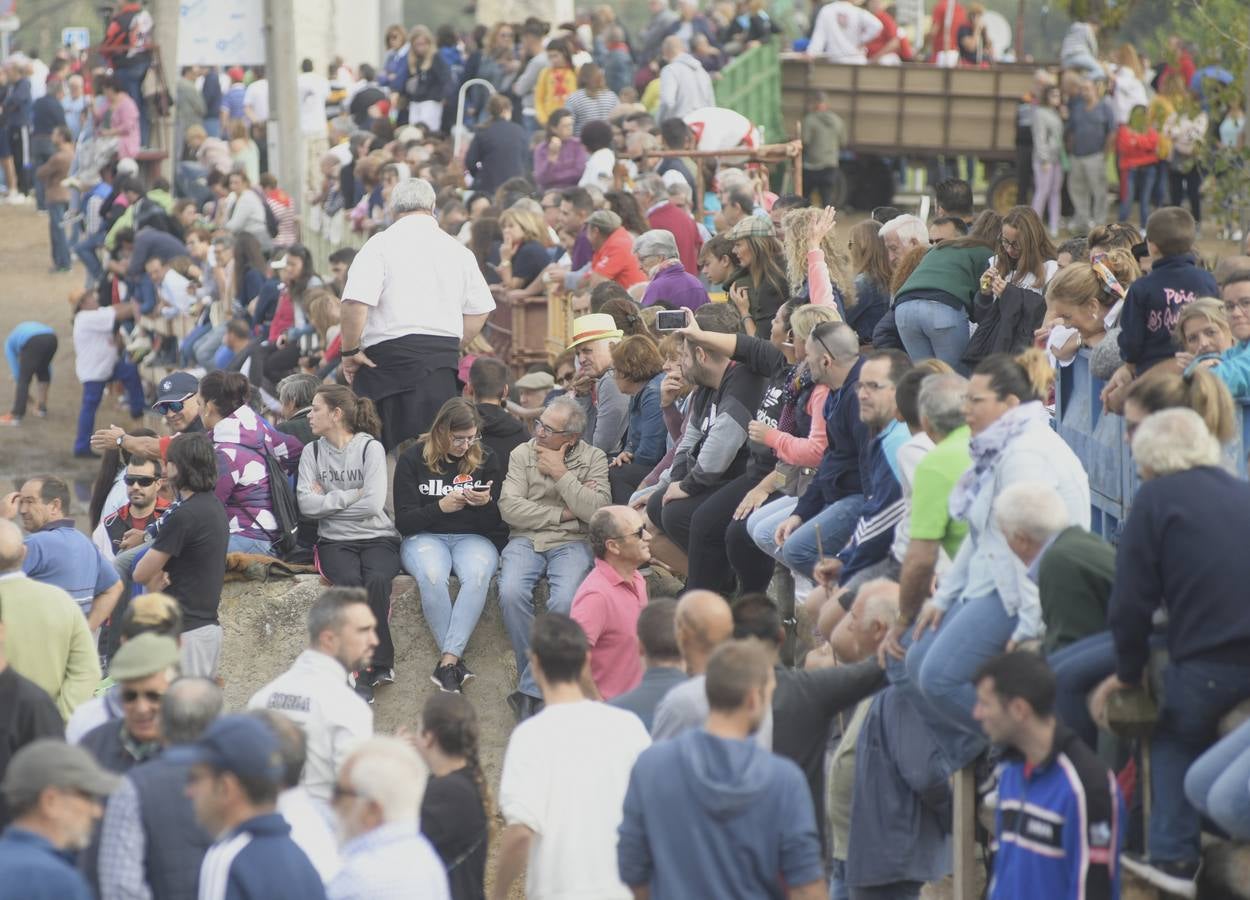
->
[571, 505, 651, 700]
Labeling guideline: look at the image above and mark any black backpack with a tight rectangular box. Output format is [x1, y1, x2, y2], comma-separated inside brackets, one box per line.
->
[260, 442, 300, 556]
[254, 187, 280, 238]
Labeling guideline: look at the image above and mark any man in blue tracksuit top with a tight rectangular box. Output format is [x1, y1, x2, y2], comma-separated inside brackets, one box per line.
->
[171, 715, 326, 900]
[973, 652, 1122, 900]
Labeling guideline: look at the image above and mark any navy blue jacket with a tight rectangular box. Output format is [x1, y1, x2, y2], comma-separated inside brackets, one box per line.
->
[31, 95, 66, 136]
[794, 357, 868, 521]
[991, 725, 1122, 900]
[1117, 253, 1218, 373]
[1109, 465, 1250, 683]
[197, 813, 326, 900]
[837, 419, 907, 581]
[0, 828, 93, 900]
[202, 69, 223, 117]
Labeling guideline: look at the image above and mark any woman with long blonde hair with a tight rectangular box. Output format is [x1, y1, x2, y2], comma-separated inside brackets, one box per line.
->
[780, 206, 855, 313]
[394, 397, 508, 693]
[396, 24, 451, 130]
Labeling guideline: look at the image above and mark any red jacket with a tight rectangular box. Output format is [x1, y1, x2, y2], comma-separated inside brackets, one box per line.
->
[267, 285, 295, 344]
[648, 202, 703, 277]
[1116, 126, 1159, 171]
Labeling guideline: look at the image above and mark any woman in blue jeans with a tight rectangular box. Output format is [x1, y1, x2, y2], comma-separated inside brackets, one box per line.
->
[1185, 717, 1250, 841]
[394, 398, 508, 694]
[907, 350, 1090, 774]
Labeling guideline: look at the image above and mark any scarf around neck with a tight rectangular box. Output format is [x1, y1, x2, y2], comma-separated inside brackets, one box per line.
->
[948, 400, 1050, 521]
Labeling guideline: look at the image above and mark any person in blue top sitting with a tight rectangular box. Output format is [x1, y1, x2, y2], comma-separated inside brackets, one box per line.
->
[0, 740, 121, 900]
[1199, 271, 1250, 397]
[2, 321, 57, 426]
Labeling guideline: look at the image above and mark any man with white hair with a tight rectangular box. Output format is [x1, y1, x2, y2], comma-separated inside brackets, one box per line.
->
[658, 36, 714, 123]
[327, 737, 450, 900]
[994, 481, 1114, 655]
[636, 229, 708, 311]
[1109, 407, 1250, 897]
[339, 178, 495, 449]
[877, 213, 929, 267]
[635, 173, 703, 275]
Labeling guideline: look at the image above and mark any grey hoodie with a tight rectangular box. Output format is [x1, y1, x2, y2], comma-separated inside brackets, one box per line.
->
[658, 53, 714, 122]
[297, 432, 397, 543]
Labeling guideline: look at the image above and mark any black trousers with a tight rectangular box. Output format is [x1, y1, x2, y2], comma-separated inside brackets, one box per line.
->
[648, 472, 756, 593]
[609, 461, 653, 504]
[374, 367, 458, 452]
[12, 332, 57, 417]
[317, 536, 402, 668]
[726, 490, 786, 594]
[1170, 166, 1202, 222]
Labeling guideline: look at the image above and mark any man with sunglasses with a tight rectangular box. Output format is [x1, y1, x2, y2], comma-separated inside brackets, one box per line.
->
[80, 633, 180, 775]
[94, 457, 169, 561]
[499, 396, 611, 720]
[90, 370, 205, 459]
[570, 506, 652, 701]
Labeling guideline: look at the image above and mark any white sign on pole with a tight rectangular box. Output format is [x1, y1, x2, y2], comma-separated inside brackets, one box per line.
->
[61, 27, 91, 51]
[176, 0, 265, 67]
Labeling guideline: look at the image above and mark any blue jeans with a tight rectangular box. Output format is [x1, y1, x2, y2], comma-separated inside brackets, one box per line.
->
[907, 591, 1017, 773]
[894, 299, 970, 372]
[747, 495, 798, 552]
[74, 228, 106, 284]
[1184, 716, 1250, 841]
[47, 201, 70, 269]
[756, 494, 863, 580]
[1119, 165, 1157, 227]
[1149, 658, 1250, 863]
[227, 534, 274, 556]
[499, 537, 593, 699]
[203, 117, 221, 138]
[829, 858, 850, 900]
[176, 160, 212, 207]
[1049, 630, 1115, 749]
[74, 360, 145, 454]
[401, 533, 499, 658]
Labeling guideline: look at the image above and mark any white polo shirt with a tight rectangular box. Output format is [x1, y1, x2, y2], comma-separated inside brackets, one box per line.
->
[342, 212, 495, 349]
[248, 649, 373, 803]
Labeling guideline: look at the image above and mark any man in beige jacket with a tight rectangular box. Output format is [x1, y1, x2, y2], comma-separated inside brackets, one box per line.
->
[499, 396, 611, 719]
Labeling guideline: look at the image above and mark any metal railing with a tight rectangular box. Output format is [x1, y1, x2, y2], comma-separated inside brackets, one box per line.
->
[714, 42, 784, 145]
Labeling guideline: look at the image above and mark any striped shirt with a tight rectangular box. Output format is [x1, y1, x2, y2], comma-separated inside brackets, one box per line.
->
[565, 89, 620, 137]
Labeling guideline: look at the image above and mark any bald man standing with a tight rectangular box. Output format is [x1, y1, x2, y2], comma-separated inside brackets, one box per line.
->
[0, 520, 100, 719]
[651, 590, 773, 748]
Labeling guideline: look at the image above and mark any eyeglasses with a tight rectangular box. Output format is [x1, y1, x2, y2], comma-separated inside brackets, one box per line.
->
[449, 435, 480, 448]
[1223, 298, 1250, 315]
[156, 400, 186, 414]
[1000, 236, 1021, 251]
[614, 525, 646, 541]
[122, 689, 164, 704]
[124, 475, 158, 487]
[534, 418, 574, 436]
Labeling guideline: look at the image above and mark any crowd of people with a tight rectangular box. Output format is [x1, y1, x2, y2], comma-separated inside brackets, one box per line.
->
[2, 2, 1250, 900]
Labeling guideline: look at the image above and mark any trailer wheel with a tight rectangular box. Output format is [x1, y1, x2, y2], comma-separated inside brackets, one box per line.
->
[986, 171, 1019, 213]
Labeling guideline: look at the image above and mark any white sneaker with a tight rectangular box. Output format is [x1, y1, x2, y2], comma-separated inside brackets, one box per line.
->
[6, 193, 28, 205]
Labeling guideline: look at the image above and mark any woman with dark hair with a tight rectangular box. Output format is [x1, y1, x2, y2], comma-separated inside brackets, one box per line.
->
[255, 244, 324, 387]
[906, 350, 1089, 775]
[132, 432, 229, 678]
[197, 370, 303, 555]
[416, 692, 490, 900]
[534, 38, 578, 126]
[849, 218, 893, 343]
[565, 63, 619, 136]
[468, 216, 504, 284]
[605, 190, 649, 237]
[217, 231, 268, 314]
[724, 216, 789, 336]
[533, 109, 587, 191]
[394, 398, 507, 693]
[298, 384, 399, 700]
[608, 335, 667, 502]
[599, 296, 651, 338]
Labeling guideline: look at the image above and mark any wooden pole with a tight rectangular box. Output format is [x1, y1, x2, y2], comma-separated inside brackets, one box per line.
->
[952, 766, 978, 900]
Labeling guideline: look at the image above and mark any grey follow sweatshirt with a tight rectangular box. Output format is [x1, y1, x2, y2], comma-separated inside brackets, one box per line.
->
[296, 432, 398, 543]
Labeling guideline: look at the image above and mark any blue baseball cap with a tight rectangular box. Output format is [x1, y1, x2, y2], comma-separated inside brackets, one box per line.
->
[166, 714, 284, 782]
[155, 371, 200, 405]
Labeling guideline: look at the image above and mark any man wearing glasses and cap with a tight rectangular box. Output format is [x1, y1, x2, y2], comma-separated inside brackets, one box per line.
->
[90, 370, 205, 459]
[498, 395, 612, 720]
[0, 740, 121, 898]
[569, 313, 630, 455]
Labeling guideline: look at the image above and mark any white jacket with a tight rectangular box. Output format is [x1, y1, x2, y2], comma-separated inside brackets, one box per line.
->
[808, 1, 883, 64]
[249, 649, 373, 802]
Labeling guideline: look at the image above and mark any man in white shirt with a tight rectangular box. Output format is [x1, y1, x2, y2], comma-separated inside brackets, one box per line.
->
[493, 613, 651, 900]
[243, 71, 269, 125]
[328, 738, 450, 900]
[807, 0, 884, 64]
[297, 58, 331, 200]
[339, 178, 494, 450]
[248, 588, 376, 803]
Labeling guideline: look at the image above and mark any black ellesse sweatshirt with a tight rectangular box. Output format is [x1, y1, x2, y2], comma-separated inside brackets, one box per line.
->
[393, 443, 508, 550]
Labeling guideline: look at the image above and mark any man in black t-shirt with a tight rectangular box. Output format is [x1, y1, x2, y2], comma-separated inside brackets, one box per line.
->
[133, 434, 227, 680]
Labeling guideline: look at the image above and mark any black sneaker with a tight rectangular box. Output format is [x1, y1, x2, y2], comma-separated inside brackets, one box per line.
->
[431, 663, 460, 693]
[1120, 853, 1199, 899]
[455, 659, 475, 685]
[365, 666, 395, 687]
[352, 674, 375, 705]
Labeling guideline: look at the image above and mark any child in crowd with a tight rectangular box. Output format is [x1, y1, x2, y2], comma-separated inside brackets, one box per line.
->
[1117, 206, 1218, 376]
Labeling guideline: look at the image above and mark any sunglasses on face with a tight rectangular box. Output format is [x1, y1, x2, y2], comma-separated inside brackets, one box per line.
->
[156, 401, 186, 415]
[122, 689, 164, 704]
[124, 475, 158, 487]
